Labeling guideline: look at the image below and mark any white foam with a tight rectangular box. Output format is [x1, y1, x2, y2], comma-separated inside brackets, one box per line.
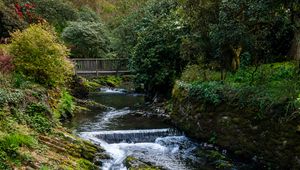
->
[79, 108, 131, 131]
[90, 128, 172, 135]
[100, 88, 127, 94]
[79, 130, 192, 170]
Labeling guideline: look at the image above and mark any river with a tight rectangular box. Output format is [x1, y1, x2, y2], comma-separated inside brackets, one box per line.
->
[66, 88, 252, 170]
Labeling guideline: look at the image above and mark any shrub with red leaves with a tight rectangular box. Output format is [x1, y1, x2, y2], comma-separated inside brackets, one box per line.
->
[15, 2, 36, 22]
[0, 51, 14, 74]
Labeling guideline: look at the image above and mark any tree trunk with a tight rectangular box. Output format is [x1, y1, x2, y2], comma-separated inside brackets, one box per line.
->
[290, 30, 300, 68]
[230, 46, 242, 71]
[221, 68, 226, 81]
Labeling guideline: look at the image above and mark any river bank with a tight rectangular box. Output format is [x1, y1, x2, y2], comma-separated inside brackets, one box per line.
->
[0, 73, 109, 169]
[170, 63, 300, 169]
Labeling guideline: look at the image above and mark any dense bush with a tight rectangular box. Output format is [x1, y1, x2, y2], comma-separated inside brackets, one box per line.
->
[0, 133, 37, 166]
[92, 76, 122, 87]
[27, 114, 52, 133]
[62, 21, 110, 58]
[0, 133, 37, 155]
[178, 62, 300, 120]
[0, 48, 14, 73]
[227, 62, 297, 85]
[53, 89, 75, 121]
[188, 81, 225, 105]
[9, 24, 74, 87]
[78, 7, 101, 22]
[0, 88, 24, 106]
[29, 0, 78, 32]
[0, 0, 28, 38]
[180, 0, 294, 72]
[181, 65, 221, 83]
[24, 103, 53, 133]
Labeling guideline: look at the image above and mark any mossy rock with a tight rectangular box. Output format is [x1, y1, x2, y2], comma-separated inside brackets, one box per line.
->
[76, 159, 97, 170]
[125, 156, 161, 170]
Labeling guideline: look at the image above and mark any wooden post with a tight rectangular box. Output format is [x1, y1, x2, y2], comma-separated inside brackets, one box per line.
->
[96, 59, 98, 77]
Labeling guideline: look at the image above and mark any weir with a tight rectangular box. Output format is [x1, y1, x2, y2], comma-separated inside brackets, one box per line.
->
[91, 129, 182, 143]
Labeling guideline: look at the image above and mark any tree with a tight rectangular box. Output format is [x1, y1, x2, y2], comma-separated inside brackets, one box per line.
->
[180, 0, 293, 75]
[130, 0, 188, 99]
[77, 7, 101, 23]
[29, 0, 78, 32]
[0, 0, 27, 38]
[62, 21, 110, 58]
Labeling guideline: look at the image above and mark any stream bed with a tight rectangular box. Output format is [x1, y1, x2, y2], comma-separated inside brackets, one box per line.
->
[66, 88, 252, 170]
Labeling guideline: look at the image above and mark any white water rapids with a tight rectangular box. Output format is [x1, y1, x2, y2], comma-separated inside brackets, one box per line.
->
[80, 129, 200, 170]
[71, 88, 248, 170]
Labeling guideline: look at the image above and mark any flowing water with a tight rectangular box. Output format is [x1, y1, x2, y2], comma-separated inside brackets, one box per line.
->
[66, 88, 251, 170]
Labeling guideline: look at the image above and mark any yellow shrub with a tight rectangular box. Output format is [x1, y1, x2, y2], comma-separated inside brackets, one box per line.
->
[9, 24, 74, 87]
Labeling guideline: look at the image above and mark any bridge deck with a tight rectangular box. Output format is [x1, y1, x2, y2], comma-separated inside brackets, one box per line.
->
[72, 58, 130, 77]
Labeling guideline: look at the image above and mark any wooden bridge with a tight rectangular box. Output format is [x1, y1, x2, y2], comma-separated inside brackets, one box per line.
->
[72, 58, 130, 77]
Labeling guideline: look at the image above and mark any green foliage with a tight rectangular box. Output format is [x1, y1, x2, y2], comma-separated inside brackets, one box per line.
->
[0, 133, 37, 165]
[11, 73, 30, 89]
[29, 0, 78, 32]
[0, 133, 37, 153]
[77, 158, 96, 170]
[179, 62, 300, 121]
[69, 0, 149, 28]
[181, 65, 221, 83]
[78, 7, 101, 22]
[0, 150, 9, 169]
[27, 114, 53, 133]
[54, 89, 75, 121]
[62, 21, 110, 58]
[227, 62, 297, 85]
[0, 88, 24, 106]
[198, 149, 235, 170]
[69, 75, 89, 99]
[130, 0, 188, 98]
[9, 24, 74, 87]
[188, 81, 225, 105]
[93, 76, 122, 87]
[25, 103, 53, 133]
[82, 80, 100, 92]
[40, 165, 51, 170]
[180, 0, 294, 70]
[0, 0, 27, 38]
[25, 103, 50, 116]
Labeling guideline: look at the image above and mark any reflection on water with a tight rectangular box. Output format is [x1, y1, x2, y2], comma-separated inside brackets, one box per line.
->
[65, 93, 170, 131]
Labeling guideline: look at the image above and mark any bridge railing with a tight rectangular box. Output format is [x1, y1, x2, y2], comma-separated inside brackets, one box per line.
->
[72, 58, 130, 76]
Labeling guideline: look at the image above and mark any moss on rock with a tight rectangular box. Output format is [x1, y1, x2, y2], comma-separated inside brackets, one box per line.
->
[125, 156, 161, 170]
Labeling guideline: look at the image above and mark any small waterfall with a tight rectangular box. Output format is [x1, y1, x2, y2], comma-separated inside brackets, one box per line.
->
[92, 128, 182, 143]
[79, 129, 192, 170]
[100, 87, 127, 94]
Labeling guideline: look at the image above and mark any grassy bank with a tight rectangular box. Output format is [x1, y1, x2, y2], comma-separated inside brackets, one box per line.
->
[0, 73, 105, 169]
[171, 62, 300, 169]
